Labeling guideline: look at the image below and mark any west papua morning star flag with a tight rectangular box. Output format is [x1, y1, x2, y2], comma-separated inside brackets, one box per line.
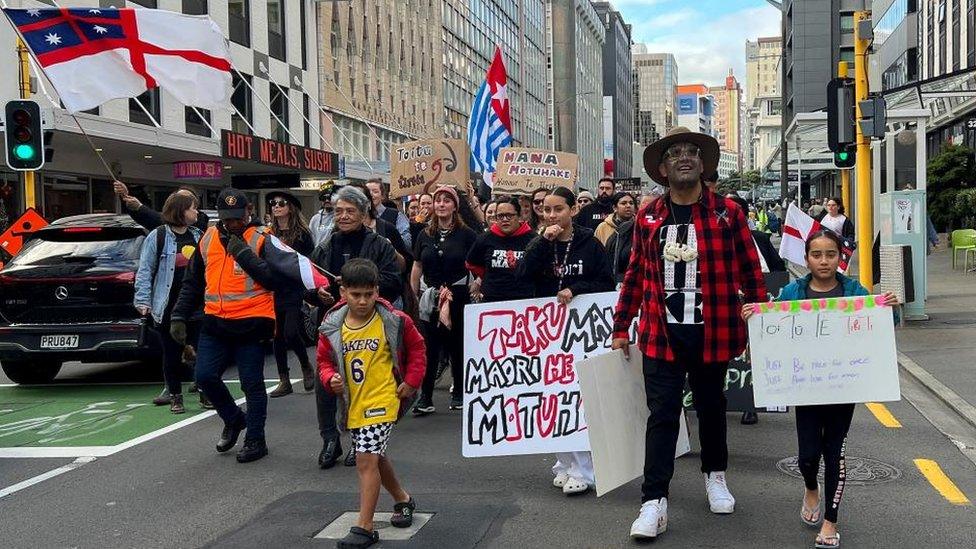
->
[779, 203, 856, 272]
[467, 46, 513, 188]
[3, 7, 232, 113]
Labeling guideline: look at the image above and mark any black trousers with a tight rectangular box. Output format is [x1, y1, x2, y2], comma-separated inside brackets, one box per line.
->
[154, 316, 198, 396]
[641, 353, 729, 502]
[796, 403, 855, 523]
[272, 305, 311, 379]
[420, 286, 468, 402]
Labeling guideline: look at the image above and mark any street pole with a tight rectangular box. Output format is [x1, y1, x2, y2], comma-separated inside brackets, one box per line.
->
[854, 11, 872, 289]
[17, 37, 36, 210]
[838, 61, 852, 213]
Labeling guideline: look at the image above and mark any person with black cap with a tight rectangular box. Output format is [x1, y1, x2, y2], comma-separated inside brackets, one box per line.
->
[266, 190, 316, 398]
[309, 180, 336, 246]
[611, 127, 766, 540]
[171, 188, 280, 464]
[575, 177, 617, 230]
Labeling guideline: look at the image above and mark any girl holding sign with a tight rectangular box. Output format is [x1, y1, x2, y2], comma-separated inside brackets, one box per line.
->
[742, 230, 894, 549]
[517, 186, 614, 495]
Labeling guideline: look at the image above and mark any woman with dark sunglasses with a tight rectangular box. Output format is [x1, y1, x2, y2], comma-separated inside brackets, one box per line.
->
[266, 191, 316, 398]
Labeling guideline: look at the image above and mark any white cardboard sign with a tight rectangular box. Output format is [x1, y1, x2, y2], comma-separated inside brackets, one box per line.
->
[576, 347, 691, 496]
[462, 292, 624, 458]
[747, 296, 900, 407]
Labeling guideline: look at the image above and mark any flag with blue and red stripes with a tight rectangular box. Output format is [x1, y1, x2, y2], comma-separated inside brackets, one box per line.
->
[2, 7, 232, 113]
[467, 47, 513, 188]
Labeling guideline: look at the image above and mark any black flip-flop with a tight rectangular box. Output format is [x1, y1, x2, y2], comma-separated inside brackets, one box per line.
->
[336, 526, 378, 549]
[391, 497, 416, 528]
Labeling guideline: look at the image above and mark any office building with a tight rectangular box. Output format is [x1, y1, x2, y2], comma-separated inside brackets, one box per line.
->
[632, 49, 678, 146]
[0, 0, 330, 222]
[745, 35, 783, 171]
[709, 70, 743, 170]
[676, 84, 715, 136]
[548, 0, 606, 187]
[873, 0, 919, 91]
[442, 0, 549, 150]
[746, 36, 783, 105]
[718, 150, 740, 180]
[592, 2, 634, 178]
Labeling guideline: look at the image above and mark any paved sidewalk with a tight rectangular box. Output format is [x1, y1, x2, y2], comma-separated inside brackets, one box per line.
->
[897, 246, 976, 422]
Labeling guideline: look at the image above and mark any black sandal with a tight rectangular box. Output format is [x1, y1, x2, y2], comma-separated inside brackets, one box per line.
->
[391, 497, 416, 528]
[336, 526, 378, 549]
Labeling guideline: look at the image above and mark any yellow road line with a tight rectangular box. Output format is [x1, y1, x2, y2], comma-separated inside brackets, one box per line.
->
[865, 402, 902, 428]
[914, 459, 971, 505]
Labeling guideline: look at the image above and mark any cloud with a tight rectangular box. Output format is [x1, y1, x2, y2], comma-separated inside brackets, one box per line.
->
[642, 8, 698, 30]
[631, 5, 781, 86]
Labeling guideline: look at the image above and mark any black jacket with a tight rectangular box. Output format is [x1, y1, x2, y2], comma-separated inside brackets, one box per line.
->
[576, 198, 614, 231]
[310, 228, 402, 303]
[172, 222, 277, 340]
[516, 225, 614, 297]
[466, 223, 536, 302]
[605, 219, 635, 284]
[128, 204, 210, 233]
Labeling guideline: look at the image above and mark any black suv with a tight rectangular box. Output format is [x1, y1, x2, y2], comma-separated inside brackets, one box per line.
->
[0, 214, 157, 384]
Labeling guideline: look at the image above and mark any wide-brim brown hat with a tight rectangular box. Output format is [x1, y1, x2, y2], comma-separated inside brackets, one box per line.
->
[643, 126, 720, 186]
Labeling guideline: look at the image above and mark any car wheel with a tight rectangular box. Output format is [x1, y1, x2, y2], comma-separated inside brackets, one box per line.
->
[1, 359, 63, 384]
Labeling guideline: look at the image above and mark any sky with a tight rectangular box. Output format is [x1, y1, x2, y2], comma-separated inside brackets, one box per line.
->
[616, 0, 782, 87]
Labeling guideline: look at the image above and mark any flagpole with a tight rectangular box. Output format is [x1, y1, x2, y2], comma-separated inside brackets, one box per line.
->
[1, 6, 118, 181]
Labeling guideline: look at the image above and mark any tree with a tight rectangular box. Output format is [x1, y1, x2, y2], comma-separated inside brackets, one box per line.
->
[927, 144, 974, 230]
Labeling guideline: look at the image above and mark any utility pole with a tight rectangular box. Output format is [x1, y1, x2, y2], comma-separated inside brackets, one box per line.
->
[16, 37, 36, 210]
[838, 61, 852, 214]
[854, 11, 872, 289]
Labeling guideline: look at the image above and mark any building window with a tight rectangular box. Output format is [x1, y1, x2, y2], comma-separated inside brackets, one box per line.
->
[840, 14, 854, 33]
[129, 0, 157, 6]
[185, 107, 211, 137]
[270, 84, 290, 143]
[952, 0, 961, 71]
[839, 48, 855, 65]
[129, 89, 160, 126]
[267, 0, 286, 61]
[303, 94, 311, 147]
[182, 0, 207, 15]
[231, 72, 252, 134]
[969, 1, 975, 66]
[299, 0, 307, 70]
[228, 0, 249, 47]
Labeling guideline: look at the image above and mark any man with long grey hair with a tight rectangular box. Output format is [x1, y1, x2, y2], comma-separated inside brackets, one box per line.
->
[309, 184, 402, 470]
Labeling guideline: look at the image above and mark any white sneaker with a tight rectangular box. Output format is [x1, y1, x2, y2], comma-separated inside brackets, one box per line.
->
[562, 476, 590, 495]
[630, 497, 668, 539]
[552, 472, 569, 488]
[704, 472, 736, 514]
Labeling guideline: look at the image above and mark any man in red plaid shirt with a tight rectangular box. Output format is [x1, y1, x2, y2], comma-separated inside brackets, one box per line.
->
[612, 127, 766, 541]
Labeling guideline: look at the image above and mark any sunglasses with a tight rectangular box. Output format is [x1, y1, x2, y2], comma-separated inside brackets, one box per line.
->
[269, 199, 289, 207]
[663, 145, 701, 162]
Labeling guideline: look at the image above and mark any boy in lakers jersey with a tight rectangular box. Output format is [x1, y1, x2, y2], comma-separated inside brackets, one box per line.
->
[317, 259, 426, 549]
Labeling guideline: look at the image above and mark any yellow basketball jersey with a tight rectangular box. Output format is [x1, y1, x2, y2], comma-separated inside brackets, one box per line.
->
[341, 312, 399, 428]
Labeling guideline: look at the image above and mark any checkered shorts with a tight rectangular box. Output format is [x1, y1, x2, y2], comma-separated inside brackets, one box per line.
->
[350, 422, 394, 455]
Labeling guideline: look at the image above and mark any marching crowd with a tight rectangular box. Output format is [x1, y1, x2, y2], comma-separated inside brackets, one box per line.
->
[111, 126, 889, 549]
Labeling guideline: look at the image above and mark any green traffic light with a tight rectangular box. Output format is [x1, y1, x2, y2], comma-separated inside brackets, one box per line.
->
[12, 144, 36, 161]
[837, 151, 849, 161]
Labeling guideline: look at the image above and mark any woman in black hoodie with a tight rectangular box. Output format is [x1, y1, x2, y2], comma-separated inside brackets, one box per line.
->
[466, 197, 536, 303]
[515, 186, 613, 497]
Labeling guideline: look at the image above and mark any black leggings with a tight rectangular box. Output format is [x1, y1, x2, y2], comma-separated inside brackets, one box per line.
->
[796, 403, 855, 523]
[420, 286, 468, 402]
[273, 306, 311, 379]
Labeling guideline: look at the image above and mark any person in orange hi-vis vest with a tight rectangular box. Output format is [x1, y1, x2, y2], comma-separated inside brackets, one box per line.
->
[170, 188, 279, 464]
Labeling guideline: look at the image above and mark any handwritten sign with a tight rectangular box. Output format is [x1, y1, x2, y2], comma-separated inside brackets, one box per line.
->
[492, 147, 578, 195]
[747, 296, 900, 407]
[462, 292, 628, 457]
[389, 139, 470, 198]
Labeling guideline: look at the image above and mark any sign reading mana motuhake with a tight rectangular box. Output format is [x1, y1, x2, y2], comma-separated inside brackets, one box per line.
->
[493, 147, 578, 195]
[221, 130, 339, 176]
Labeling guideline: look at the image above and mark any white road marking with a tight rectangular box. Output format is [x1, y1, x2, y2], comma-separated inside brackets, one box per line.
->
[0, 456, 96, 499]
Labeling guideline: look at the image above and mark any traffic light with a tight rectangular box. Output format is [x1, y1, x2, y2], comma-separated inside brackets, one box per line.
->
[834, 144, 856, 169]
[827, 78, 855, 153]
[4, 100, 44, 171]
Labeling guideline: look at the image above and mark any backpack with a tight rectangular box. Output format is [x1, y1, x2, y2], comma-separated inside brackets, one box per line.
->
[767, 213, 781, 233]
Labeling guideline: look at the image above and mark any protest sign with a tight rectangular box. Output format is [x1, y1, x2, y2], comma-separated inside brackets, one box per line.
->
[492, 147, 578, 195]
[389, 139, 470, 198]
[462, 292, 627, 458]
[747, 295, 900, 407]
[577, 347, 691, 496]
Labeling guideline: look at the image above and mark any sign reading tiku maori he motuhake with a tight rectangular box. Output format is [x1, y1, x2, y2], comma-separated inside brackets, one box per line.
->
[221, 130, 339, 176]
[389, 139, 471, 198]
[492, 147, 578, 195]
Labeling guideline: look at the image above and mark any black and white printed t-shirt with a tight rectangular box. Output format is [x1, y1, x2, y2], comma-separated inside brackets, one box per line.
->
[659, 203, 704, 354]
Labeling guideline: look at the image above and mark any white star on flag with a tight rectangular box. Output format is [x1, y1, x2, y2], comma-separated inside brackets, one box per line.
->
[44, 33, 62, 46]
[491, 83, 508, 107]
[27, 9, 41, 17]
[93, 25, 108, 34]
[89, 9, 101, 14]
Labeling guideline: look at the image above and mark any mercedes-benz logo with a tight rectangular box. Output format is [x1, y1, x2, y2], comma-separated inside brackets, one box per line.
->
[54, 286, 69, 301]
